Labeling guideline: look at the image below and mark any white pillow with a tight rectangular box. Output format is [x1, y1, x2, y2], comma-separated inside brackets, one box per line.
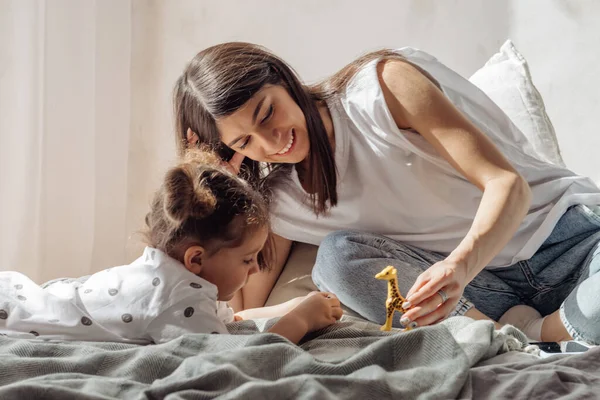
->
[469, 40, 565, 167]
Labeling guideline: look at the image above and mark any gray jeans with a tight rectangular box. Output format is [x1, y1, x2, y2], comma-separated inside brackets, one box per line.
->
[312, 205, 600, 344]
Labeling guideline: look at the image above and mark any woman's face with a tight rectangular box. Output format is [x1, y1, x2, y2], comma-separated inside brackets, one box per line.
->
[215, 85, 310, 164]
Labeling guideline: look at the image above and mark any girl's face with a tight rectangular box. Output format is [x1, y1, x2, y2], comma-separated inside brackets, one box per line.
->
[196, 226, 268, 301]
[216, 85, 310, 164]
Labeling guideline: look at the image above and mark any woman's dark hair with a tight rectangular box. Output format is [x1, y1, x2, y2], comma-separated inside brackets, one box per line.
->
[173, 42, 410, 214]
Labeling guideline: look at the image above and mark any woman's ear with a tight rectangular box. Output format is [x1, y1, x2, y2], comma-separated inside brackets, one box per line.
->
[186, 128, 199, 148]
[183, 245, 204, 274]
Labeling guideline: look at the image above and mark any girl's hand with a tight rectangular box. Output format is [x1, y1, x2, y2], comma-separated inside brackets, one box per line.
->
[400, 259, 468, 328]
[289, 292, 343, 332]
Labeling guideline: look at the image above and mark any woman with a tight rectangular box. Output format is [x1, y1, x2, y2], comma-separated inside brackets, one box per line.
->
[173, 42, 600, 344]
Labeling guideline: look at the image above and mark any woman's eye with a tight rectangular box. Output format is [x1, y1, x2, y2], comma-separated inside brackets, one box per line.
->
[238, 105, 272, 150]
[243, 258, 254, 265]
[239, 136, 251, 150]
[261, 105, 274, 124]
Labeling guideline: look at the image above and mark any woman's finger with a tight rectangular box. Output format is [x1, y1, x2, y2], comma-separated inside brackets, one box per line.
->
[405, 277, 447, 307]
[228, 151, 245, 175]
[430, 314, 449, 325]
[412, 300, 455, 327]
[406, 273, 430, 300]
[401, 288, 454, 323]
[186, 128, 199, 146]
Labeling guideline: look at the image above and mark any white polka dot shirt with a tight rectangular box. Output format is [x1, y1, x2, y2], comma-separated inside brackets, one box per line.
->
[0, 247, 233, 344]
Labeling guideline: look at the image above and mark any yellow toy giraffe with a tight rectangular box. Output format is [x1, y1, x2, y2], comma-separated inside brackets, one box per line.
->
[375, 265, 410, 331]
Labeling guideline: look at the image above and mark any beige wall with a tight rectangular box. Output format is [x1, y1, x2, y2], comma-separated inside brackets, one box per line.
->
[5, 1, 597, 280]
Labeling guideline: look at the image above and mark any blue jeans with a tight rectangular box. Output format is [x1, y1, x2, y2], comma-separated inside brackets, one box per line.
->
[312, 205, 600, 345]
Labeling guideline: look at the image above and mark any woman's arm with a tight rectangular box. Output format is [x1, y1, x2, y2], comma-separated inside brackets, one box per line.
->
[377, 59, 532, 324]
[231, 233, 293, 312]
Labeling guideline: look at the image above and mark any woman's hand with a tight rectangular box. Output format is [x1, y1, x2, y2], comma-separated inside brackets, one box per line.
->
[187, 128, 245, 175]
[221, 151, 245, 175]
[400, 258, 469, 328]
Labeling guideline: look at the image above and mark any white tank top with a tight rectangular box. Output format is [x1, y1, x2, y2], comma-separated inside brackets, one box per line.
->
[271, 47, 600, 268]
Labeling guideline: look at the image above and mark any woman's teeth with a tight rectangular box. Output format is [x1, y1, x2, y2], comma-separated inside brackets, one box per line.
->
[277, 133, 294, 155]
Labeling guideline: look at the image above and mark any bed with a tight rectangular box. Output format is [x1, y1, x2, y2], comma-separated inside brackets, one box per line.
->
[1, 316, 599, 399]
[1, 41, 598, 399]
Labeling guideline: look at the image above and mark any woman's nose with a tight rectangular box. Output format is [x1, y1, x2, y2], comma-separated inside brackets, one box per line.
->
[255, 129, 281, 154]
[267, 128, 282, 147]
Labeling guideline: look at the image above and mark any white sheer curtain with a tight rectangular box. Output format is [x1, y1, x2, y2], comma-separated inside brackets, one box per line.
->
[0, 0, 138, 283]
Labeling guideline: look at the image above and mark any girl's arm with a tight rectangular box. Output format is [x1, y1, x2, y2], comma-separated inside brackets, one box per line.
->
[230, 234, 293, 311]
[234, 295, 305, 320]
[240, 292, 342, 344]
[266, 312, 309, 344]
[376, 59, 532, 325]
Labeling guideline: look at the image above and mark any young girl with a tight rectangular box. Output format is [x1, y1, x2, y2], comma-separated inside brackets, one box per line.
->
[174, 42, 600, 345]
[0, 151, 342, 344]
